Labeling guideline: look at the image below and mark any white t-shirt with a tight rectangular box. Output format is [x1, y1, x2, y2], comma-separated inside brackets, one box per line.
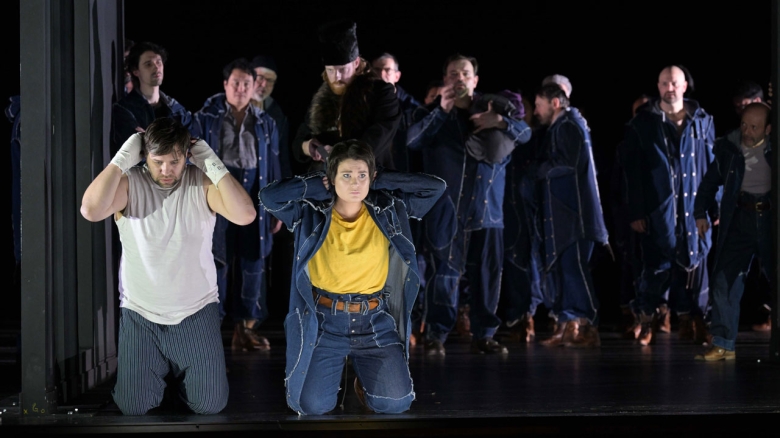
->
[116, 164, 218, 325]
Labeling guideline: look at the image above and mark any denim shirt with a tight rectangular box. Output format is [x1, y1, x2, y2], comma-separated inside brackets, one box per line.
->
[694, 129, 767, 267]
[406, 96, 531, 269]
[111, 89, 194, 149]
[623, 98, 716, 269]
[536, 107, 609, 269]
[258, 169, 445, 414]
[193, 93, 281, 265]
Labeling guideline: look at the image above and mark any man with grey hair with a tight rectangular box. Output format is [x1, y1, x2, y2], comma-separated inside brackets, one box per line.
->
[542, 74, 573, 99]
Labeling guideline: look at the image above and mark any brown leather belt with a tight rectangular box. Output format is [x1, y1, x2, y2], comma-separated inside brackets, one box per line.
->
[738, 200, 771, 211]
[313, 291, 380, 312]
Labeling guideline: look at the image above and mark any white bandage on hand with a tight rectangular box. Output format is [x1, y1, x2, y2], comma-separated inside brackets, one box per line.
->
[110, 132, 144, 173]
[189, 138, 229, 187]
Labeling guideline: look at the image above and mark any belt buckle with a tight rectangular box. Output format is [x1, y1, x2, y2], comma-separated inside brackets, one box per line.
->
[755, 201, 764, 211]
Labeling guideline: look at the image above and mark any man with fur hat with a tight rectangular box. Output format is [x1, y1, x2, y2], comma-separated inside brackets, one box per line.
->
[292, 20, 401, 170]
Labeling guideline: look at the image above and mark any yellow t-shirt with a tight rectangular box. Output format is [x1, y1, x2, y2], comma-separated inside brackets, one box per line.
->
[308, 203, 389, 294]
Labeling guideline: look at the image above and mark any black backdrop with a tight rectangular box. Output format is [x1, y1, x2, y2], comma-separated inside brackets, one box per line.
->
[4, 0, 774, 327]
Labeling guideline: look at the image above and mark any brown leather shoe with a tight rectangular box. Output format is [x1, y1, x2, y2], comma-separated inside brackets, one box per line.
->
[752, 314, 772, 332]
[565, 319, 601, 348]
[540, 321, 565, 346]
[507, 313, 535, 342]
[637, 312, 654, 346]
[655, 304, 671, 333]
[694, 345, 735, 361]
[541, 320, 578, 347]
[455, 304, 472, 339]
[620, 307, 639, 339]
[231, 320, 271, 351]
[678, 313, 695, 341]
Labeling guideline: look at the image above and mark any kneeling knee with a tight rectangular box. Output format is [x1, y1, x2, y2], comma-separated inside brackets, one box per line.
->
[298, 394, 338, 415]
[366, 393, 414, 414]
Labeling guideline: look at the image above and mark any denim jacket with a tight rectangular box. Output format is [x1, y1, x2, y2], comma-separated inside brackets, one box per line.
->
[111, 89, 194, 148]
[536, 107, 608, 269]
[694, 129, 767, 267]
[406, 95, 531, 269]
[258, 169, 445, 414]
[193, 93, 281, 265]
[623, 98, 716, 269]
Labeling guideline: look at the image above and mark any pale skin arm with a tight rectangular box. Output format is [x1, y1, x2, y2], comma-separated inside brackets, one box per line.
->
[204, 172, 257, 226]
[80, 164, 129, 222]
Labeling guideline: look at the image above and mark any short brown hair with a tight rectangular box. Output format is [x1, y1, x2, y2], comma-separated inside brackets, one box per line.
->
[143, 118, 190, 157]
[442, 53, 478, 75]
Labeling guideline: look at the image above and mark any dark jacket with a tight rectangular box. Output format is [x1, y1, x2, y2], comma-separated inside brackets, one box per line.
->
[622, 98, 716, 268]
[292, 73, 401, 170]
[258, 169, 445, 414]
[193, 93, 281, 265]
[536, 107, 608, 269]
[254, 96, 292, 178]
[111, 89, 194, 149]
[407, 94, 531, 271]
[6, 95, 20, 264]
[694, 129, 767, 267]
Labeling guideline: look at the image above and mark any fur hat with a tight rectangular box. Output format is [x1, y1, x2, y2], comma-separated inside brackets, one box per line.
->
[318, 20, 359, 66]
[251, 55, 278, 74]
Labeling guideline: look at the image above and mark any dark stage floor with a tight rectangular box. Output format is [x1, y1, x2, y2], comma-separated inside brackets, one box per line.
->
[1, 325, 779, 437]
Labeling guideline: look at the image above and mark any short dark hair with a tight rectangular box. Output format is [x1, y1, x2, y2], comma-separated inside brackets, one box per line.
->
[373, 52, 399, 70]
[222, 58, 257, 82]
[536, 84, 570, 109]
[442, 54, 478, 76]
[143, 118, 190, 158]
[733, 80, 764, 101]
[327, 139, 376, 188]
[125, 41, 167, 75]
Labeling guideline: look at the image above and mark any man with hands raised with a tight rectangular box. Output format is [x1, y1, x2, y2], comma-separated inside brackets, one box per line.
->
[80, 118, 255, 415]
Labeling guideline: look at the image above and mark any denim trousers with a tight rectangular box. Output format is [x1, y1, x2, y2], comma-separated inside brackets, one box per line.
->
[547, 239, 599, 324]
[298, 289, 415, 415]
[424, 228, 504, 342]
[632, 234, 708, 317]
[216, 166, 268, 323]
[711, 195, 773, 351]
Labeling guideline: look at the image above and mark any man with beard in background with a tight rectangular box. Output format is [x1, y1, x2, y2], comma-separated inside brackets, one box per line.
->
[292, 20, 400, 171]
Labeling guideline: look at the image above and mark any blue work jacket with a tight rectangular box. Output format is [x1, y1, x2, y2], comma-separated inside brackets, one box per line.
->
[193, 93, 281, 264]
[694, 129, 768, 267]
[536, 107, 608, 269]
[258, 169, 445, 414]
[623, 99, 716, 269]
[406, 95, 531, 269]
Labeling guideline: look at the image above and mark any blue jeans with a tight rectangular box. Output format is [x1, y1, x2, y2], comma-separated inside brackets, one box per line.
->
[710, 195, 773, 351]
[298, 289, 415, 415]
[632, 234, 708, 317]
[547, 239, 599, 324]
[425, 228, 504, 342]
[216, 166, 268, 323]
